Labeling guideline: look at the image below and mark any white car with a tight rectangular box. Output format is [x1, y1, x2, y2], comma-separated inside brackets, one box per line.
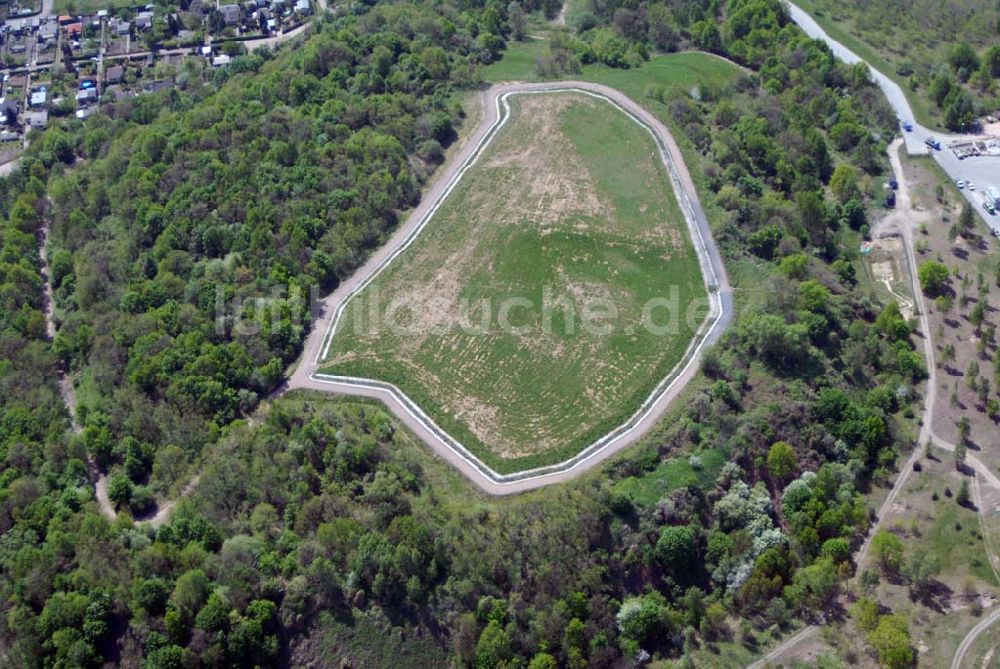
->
[957, 180, 965, 189]
[969, 183, 976, 191]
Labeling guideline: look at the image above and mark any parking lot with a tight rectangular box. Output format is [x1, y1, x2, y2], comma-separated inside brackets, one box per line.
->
[936, 146, 1000, 233]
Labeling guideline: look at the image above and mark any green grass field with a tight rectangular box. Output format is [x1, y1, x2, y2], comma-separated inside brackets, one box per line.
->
[484, 41, 743, 91]
[612, 447, 726, 507]
[55, 0, 134, 13]
[321, 91, 706, 472]
[481, 37, 550, 82]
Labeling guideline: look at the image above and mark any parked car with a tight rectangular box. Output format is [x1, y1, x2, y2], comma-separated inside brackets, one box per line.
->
[958, 180, 965, 190]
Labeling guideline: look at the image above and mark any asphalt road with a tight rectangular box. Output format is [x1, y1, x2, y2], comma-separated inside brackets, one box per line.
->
[785, 0, 1000, 231]
[288, 81, 733, 495]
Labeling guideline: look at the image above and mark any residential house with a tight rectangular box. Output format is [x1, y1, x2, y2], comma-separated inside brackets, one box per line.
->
[24, 110, 47, 129]
[294, 0, 310, 13]
[105, 65, 124, 85]
[38, 20, 58, 43]
[111, 18, 130, 36]
[0, 99, 18, 124]
[219, 4, 241, 25]
[75, 88, 98, 104]
[143, 80, 173, 93]
[136, 11, 154, 31]
[28, 89, 46, 108]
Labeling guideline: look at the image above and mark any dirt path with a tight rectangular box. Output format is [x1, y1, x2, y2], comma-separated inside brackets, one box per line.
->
[848, 138, 937, 570]
[888, 129, 1000, 665]
[39, 219, 116, 521]
[972, 475, 1000, 586]
[953, 605, 1000, 669]
[289, 81, 732, 495]
[554, 0, 568, 26]
[139, 475, 201, 527]
[746, 137, 996, 667]
[745, 626, 818, 669]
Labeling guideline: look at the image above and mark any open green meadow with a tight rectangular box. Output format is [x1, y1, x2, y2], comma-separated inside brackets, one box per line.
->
[55, 0, 135, 14]
[321, 91, 706, 472]
[484, 41, 743, 91]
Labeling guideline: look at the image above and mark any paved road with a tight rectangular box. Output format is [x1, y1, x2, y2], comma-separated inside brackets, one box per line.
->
[785, 1, 1000, 231]
[289, 81, 733, 495]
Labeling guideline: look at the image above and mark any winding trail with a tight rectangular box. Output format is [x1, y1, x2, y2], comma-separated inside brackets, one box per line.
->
[38, 219, 116, 521]
[554, 0, 568, 26]
[853, 138, 938, 569]
[745, 132, 1000, 669]
[745, 626, 818, 669]
[953, 605, 1000, 669]
[750, 4, 1000, 666]
[288, 81, 732, 495]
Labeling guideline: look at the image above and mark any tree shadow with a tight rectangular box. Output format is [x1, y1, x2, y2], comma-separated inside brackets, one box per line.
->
[909, 578, 954, 613]
[958, 497, 980, 512]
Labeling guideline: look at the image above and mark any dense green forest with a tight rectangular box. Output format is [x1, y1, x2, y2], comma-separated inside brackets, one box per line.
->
[0, 0, 933, 666]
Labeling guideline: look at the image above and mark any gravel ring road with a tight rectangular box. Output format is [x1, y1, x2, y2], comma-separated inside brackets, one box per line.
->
[288, 81, 733, 496]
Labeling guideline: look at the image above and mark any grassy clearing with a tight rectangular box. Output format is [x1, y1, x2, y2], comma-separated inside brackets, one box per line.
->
[482, 37, 549, 82]
[613, 447, 725, 507]
[898, 148, 1000, 458]
[322, 91, 705, 473]
[306, 608, 450, 669]
[484, 41, 744, 92]
[579, 53, 744, 96]
[56, 0, 134, 13]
